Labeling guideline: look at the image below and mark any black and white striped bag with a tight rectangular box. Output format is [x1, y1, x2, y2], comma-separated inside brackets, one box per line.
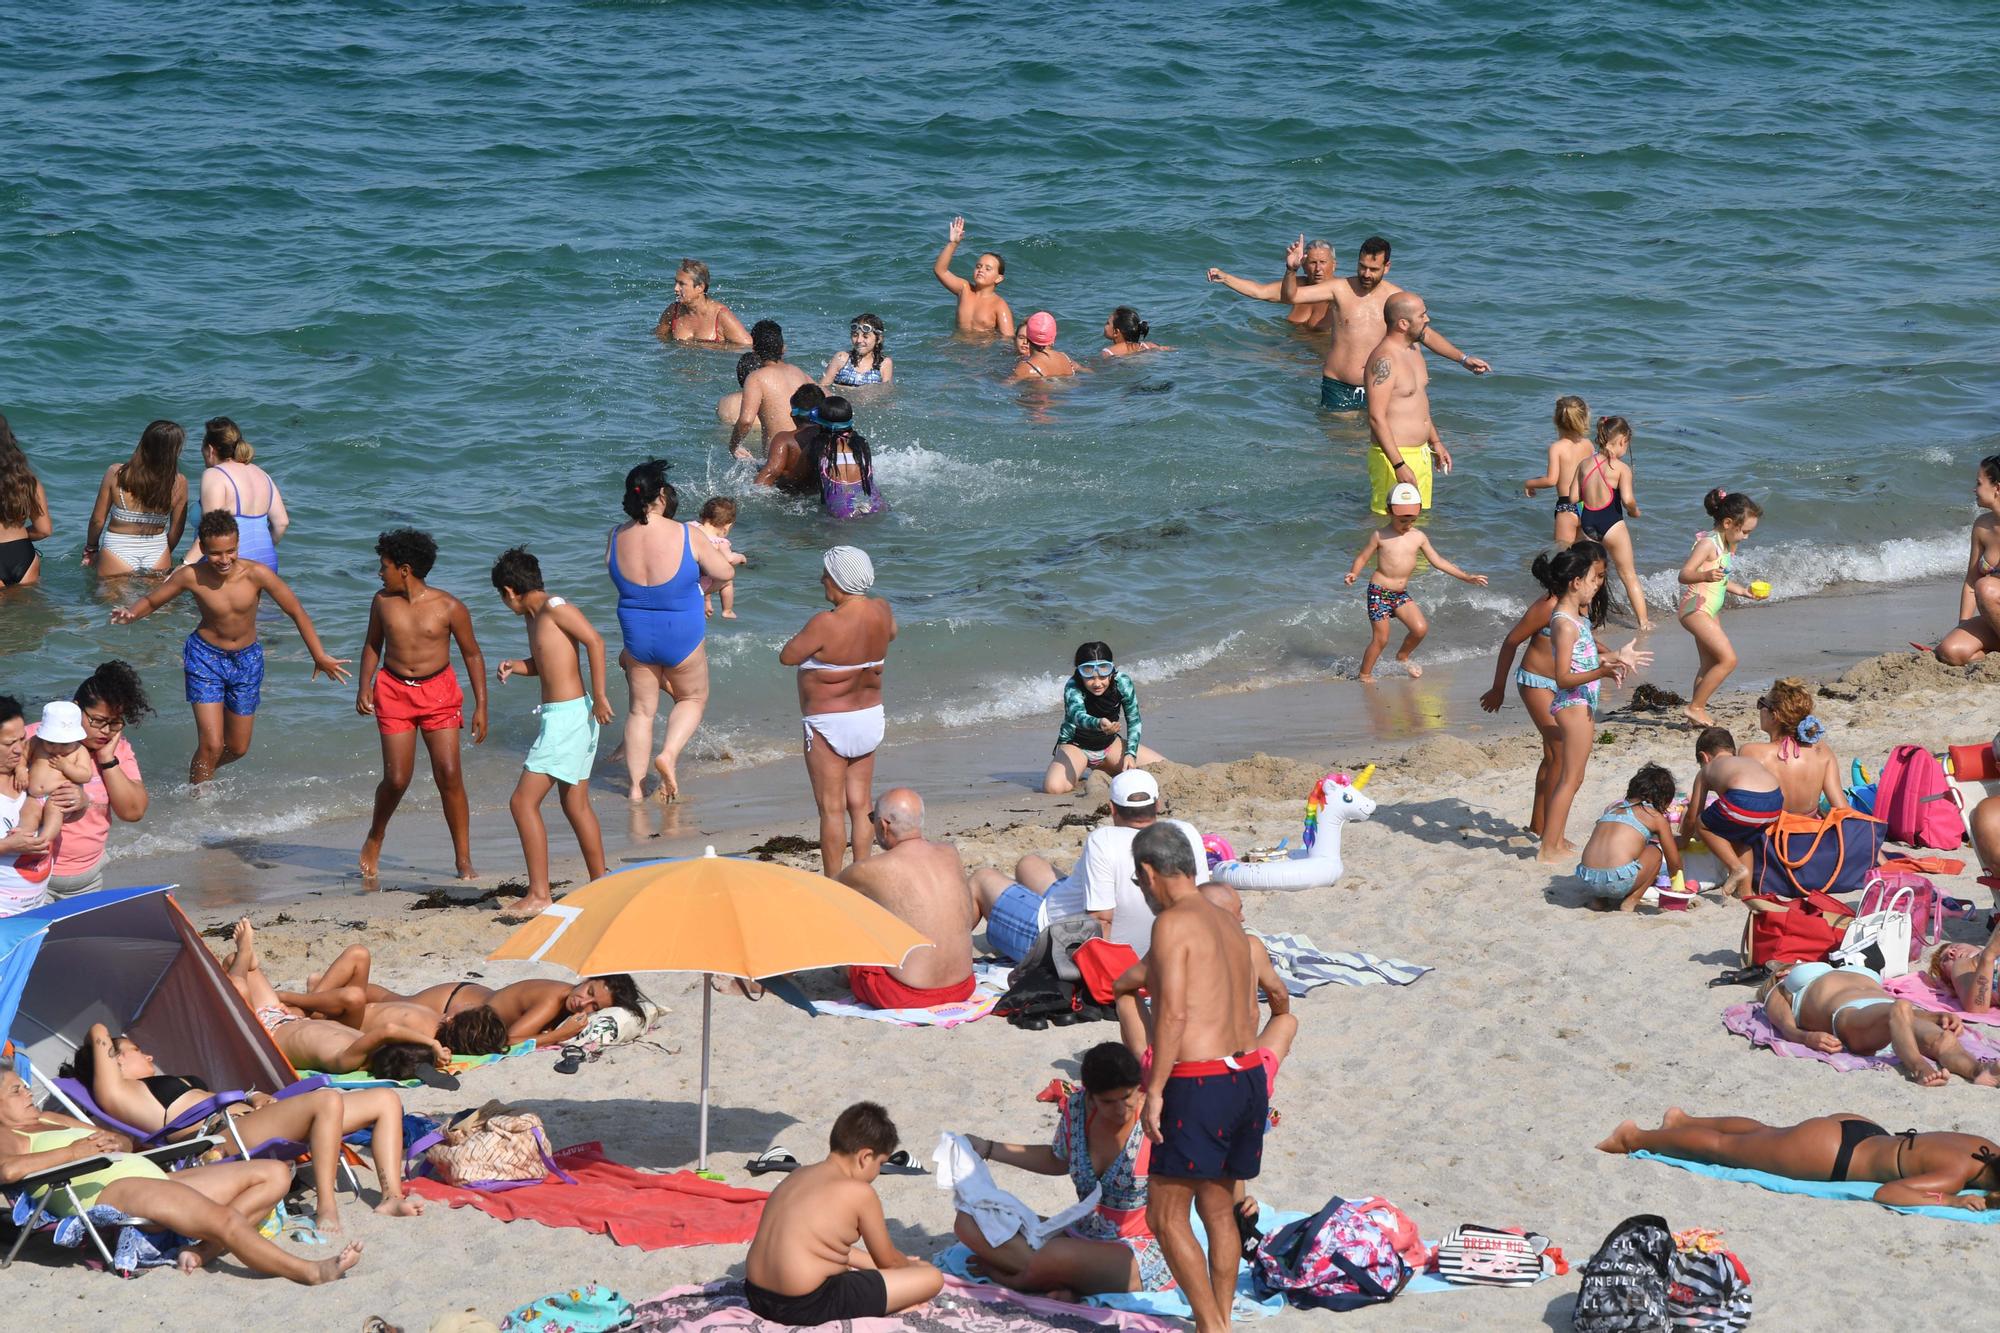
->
[1432, 1223, 1548, 1286]
[1667, 1247, 1752, 1330]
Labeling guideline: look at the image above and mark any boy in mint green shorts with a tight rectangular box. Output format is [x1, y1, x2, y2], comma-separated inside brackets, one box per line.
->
[491, 547, 612, 923]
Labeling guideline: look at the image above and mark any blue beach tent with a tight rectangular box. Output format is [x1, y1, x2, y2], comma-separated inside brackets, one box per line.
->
[0, 886, 292, 1097]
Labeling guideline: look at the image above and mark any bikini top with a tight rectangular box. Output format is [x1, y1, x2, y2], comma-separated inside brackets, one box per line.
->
[833, 359, 883, 386]
[141, 1072, 210, 1112]
[799, 655, 885, 671]
[108, 488, 169, 528]
[1599, 799, 1653, 837]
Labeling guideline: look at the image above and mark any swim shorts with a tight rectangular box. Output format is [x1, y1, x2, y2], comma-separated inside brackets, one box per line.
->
[373, 667, 464, 735]
[744, 1271, 888, 1326]
[1365, 582, 1413, 622]
[1576, 860, 1645, 899]
[184, 631, 265, 716]
[1156, 1056, 1269, 1181]
[1700, 786, 1785, 846]
[1319, 376, 1366, 412]
[987, 882, 1051, 963]
[1368, 444, 1434, 514]
[523, 695, 599, 785]
[848, 966, 977, 1010]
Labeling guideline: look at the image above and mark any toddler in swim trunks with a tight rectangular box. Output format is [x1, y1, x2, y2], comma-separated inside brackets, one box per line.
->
[1345, 482, 1487, 682]
[695, 497, 748, 619]
[491, 546, 612, 921]
[1575, 762, 1684, 912]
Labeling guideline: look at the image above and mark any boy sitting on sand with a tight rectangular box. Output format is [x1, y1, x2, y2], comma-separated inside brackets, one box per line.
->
[1683, 726, 1781, 899]
[491, 547, 612, 922]
[356, 528, 488, 881]
[1576, 762, 1685, 912]
[743, 1101, 943, 1326]
[111, 510, 351, 784]
[1344, 482, 1487, 682]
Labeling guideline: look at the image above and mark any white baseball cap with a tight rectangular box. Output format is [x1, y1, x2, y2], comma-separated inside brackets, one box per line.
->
[1387, 482, 1423, 511]
[38, 700, 86, 745]
[1109, 770, 1160, 808]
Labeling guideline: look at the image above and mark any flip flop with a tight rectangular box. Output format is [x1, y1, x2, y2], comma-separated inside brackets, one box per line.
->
[1707, 963, 1771, 989]
[881, 1149, 928, 1177]
[1233, 1197, 1263, 1263]
[410, 1065, 462, 1091]
[748, 1147, 799, 1176]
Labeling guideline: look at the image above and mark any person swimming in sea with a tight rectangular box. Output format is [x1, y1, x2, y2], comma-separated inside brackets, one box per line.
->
[1100, 306, 1167, 357]
[1566, 415, 1649, 630]
[807, 398, 886, 520]
[1011, 312, 1081, 381]
[932, 216, 1013, 337]
[822, 313, 894, 387]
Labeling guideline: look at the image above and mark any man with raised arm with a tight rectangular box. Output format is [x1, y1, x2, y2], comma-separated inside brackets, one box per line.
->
[1206, 237, 1336, 330]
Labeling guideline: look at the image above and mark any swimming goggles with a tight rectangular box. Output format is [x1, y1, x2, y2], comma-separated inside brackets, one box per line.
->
[1077, 661, 1115, 679]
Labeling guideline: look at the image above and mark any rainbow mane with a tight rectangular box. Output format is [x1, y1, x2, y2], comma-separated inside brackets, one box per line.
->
[1303, 772, 1342, 852]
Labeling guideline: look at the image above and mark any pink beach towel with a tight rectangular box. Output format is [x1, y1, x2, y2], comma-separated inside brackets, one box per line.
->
[407, 1142, 766, 1249]
[1885, 972, 2000, 1025]
[628, 1277, 1183, 1331]
[1722, 1001, 2000, 1071]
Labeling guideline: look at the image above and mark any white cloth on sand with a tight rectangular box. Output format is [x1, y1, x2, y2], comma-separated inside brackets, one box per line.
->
[931, 1131, 1100, 1250]
[1250, 931, 1432, 997]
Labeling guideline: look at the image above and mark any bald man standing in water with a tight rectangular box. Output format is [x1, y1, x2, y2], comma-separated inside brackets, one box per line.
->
[1276, 235, 1489, 414]
[1206, 238, 1337, 331]
[1364, 291, 1454, 514]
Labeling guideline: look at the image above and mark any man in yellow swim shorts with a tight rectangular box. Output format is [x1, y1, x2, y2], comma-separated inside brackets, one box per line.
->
[1364, 291, 1452, 514]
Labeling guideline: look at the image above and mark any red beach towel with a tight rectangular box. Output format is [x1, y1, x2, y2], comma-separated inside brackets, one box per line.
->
[408, 1141, 767, 1249]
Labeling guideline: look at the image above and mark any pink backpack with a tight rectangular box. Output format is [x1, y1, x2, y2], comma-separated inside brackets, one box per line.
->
[1857, 872, 1942, 960]
[1875, 745, 1965, 850]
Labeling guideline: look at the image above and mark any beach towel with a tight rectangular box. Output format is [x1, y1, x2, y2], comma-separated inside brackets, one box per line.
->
[809, 962, 1010, 1028]
[626, 1277, 1183, 1331]
[1250, 932, 1431, 997]
[407, 1141, 766, 1249]
[1630, 1150, 2000, 1223]
[1885, 972, 2000, 1026]
[1721, 1000, 2000, 1071]
[305, 1038, 540, 1088]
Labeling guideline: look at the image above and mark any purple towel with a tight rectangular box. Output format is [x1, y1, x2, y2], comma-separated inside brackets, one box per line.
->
[1721, 1002, 2000, 1071]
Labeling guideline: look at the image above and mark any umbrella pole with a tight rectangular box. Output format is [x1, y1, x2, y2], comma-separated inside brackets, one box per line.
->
[699, 971, 713, 1172]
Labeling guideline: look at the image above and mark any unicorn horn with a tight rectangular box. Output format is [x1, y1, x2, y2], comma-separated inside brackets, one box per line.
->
[1352, 764, 1376, 790]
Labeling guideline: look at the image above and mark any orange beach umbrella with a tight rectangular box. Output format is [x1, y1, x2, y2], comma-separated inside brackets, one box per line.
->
[491, 848, 928, 1169]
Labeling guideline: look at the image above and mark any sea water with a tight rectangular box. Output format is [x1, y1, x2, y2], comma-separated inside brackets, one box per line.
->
[3, 1, 1996, 855]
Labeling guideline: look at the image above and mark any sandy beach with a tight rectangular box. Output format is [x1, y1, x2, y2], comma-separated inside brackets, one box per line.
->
[21, 625, 2000, 1330]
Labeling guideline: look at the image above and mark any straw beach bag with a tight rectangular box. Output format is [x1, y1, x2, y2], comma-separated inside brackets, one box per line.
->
[424, 1100, 570, 1189]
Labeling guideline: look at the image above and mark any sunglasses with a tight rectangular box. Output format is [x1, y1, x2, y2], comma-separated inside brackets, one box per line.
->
[1756, 697, 1771, 710]
[1077, 661, 1115, 679]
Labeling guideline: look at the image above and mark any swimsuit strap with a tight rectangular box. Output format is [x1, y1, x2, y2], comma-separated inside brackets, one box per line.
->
[218, 467, 245, 515]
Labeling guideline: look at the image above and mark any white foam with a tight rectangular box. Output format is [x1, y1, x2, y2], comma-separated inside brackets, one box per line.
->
[1636, 531, 1964, 608]
[922, 631, 1245, 730]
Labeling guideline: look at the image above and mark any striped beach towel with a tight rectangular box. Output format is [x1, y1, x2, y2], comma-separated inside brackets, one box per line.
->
[1251, 932, 1432, 997]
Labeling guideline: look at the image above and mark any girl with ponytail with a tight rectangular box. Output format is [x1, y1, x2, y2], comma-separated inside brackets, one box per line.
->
[1678, 487, 1764, 726]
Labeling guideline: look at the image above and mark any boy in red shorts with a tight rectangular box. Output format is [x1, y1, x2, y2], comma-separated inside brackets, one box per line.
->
[356, 529, 487, 880]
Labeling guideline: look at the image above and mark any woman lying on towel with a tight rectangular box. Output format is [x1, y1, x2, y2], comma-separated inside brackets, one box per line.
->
[0, 1069, 363, 1281]
[1760, 959, 1998, 1086]
[1931, 928, 2000, 1015]
[61, 1021, 424, 1228]
[1598, 1109, 2000, 1211]
[220, 919, 459, 1083]
[955, 1042, 1175, 1297]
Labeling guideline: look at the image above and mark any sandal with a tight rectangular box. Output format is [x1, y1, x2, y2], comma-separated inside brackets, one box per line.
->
[748, 1147, 800, 1176]
[1707, 963, 1771, 989]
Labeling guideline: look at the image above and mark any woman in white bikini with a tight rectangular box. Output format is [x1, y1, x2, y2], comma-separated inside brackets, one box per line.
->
[778, 547, 896, 876]
[84, 420, 188, 577]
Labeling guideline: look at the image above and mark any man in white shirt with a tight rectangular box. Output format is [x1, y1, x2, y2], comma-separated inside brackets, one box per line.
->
[968, 770, 1205, 962]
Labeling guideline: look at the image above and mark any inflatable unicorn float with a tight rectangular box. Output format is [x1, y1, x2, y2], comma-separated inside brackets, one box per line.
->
[1208, 765, 1377, 892]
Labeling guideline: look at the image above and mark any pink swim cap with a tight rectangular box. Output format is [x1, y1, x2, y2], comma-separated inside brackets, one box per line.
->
[1024, 311, 1057, 346]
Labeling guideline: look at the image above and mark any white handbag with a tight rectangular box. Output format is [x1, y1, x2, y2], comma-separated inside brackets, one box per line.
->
[1832, 884, 1914, 978]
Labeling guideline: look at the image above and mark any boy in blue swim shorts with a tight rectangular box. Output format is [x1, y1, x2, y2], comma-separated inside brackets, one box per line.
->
[112, 510, 350, 784]
[492, 547, 613, 922]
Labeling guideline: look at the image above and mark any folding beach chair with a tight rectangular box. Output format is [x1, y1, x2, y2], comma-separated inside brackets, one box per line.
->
[2, 1135, 222, 1272]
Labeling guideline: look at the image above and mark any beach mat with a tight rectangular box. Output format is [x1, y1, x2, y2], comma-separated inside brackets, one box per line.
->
[1631, 1150, 2000, 1223]
[407, 1141, 766, 1249]
[1249, 932, 1431, 997]
[628, 1276, 1183, 1331]
[1722, 1000, 2000, 1071]
[809, 963, 1010, 1028]
[1886, 972, 2000, 1025]
[303, 1038, 539, 1088]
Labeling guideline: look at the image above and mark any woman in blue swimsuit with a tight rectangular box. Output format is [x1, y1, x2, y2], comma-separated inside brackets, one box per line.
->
[606, 460, 737, 803]
[193, 418, 286, 571]
[820, 313, 893, 388]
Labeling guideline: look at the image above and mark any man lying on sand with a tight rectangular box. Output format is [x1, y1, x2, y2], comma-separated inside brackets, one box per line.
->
[743, 1101, 943, 1325]
[290, 942, 641, 1048]
[222, 921, 458, 1083]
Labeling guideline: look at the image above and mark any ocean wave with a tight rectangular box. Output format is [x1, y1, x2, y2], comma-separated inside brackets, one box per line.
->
[921, 630, 1245, 730]
[1637, 531, 1964, 608]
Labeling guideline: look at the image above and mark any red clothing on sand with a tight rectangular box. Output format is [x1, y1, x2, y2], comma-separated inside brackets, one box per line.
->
[847, 966, 977, 1010]
[373, 668, 465, 735]
[407, 1141, 766, 1249]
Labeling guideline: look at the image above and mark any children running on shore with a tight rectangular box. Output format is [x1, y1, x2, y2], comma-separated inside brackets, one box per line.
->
[1568, 416, 1650, 630]
[490, 547, 612, 921]
[1678, 488, 1764, 727]
[1537, 545, 1650, 863]
[1523, 395, 1593, 545]
[696, 498, 748, 619]
[1576, 762, 1685, 912]
[1346, 482, 1488, 682]
[111, 510, 350, 784]
[355, 529, 487, 881]
[742, 1101, 942, 1325]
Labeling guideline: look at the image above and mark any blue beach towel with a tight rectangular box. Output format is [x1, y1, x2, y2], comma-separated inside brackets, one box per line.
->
[1632, 1150, 2000, 1223]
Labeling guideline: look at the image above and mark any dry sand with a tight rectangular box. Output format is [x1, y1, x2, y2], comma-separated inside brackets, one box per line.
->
[26, 645, 2000, 1330]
